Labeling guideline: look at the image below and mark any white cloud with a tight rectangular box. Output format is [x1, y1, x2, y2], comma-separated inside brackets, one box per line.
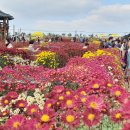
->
[34, 4, 130, 33]
[0, 0, 101, 19]
[0, 0, 130, 33]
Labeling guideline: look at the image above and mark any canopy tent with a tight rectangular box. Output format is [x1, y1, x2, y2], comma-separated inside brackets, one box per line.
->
[109, 34, 121, 38]
[96, 34, 107, 38]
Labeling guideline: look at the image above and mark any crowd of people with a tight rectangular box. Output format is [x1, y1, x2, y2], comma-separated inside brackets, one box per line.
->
[99, 36, 130, 76]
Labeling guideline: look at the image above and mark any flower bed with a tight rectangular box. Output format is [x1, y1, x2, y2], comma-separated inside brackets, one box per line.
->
[0, 41, 129, 130]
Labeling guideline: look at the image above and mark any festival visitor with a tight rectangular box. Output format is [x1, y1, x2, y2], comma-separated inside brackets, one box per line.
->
[28, 39, 39, 52]
[126, 38, 130, 77]
[6, 37, 13, 49]
[104, 37, 113, 48]
[114, 39, 122, 48]
[120, 39, 128, 59]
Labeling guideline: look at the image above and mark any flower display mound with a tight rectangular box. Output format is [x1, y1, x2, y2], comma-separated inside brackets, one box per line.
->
[41, 42, 87, 67]
[36, 51, 59, 69]
[0, 65, 51, 93]
[83, 49, 124, 84]
[0, 49, 123, 94]
[0, 48, 31, 59]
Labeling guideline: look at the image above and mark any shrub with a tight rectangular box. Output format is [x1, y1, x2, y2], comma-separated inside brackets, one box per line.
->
[36, 51, 59, 68]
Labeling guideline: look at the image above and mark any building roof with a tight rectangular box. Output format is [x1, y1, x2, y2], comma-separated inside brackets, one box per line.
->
[0, 10, 14, 20]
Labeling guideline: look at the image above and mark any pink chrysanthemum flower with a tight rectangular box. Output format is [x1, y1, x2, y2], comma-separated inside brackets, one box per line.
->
[86, 95, 104, 111]
[110, 86, 128, 103]
[15, 100, 28, 109]
[65, 89, 74, 96]
[22, 119, 46, 130]
[44, 99, 56, 109]
[122, 123, 130, 130]
[5, 115, 26, 129]
[1, 96, 11, 106]
[26, 104, 39, 116]
[7, 91, 18, 99]
[79, 96, 88, 104]
[62, 96, 77, 109]
[0, 110, 9, 117]
[83, 109, 102, 127]
[110, 109, 124, 123]
[61, 110, 80, 128]
[38, 109, 55, 125]
[122, 101, 130, 119]
[52, 85, 65, 94]
[57, 94, 65, 101]
[77, 88, 87, 96]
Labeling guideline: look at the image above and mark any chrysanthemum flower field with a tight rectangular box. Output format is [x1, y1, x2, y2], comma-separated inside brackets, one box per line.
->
[0, 41, 129, 130]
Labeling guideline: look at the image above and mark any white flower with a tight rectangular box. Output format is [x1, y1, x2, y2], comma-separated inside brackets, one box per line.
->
[10, 108, 20, 115]
[39, 104, 43, 110]
[35, 88, 41, 93]
[27, 96, 35, 104]
[114, 79, 119, 82]
[34, 93, 41, 98]
[18, 93, 27, 100]
[108, 66, 112, 70]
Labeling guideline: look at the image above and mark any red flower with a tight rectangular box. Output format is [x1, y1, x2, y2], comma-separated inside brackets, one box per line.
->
[1, 96, 11, 106]
[77, 88, 87, 96]
[83, 109, 102, 127]
[62, 96, 77, 109]
[79, 96, 88, 104]
[88, 79, 105, 89]
[110, 86, 128, 103]
[61, 110, 80, 128]
[21, 119, 49, 130]
[15, 100, 28, 109]
[5, 115, 26, 129]
[26, 104, 39, 116]
[65, 89, 74, 96]
[86, 95, 104, 111]
[122, 101, 130, 119]
[44, 99, 56, 109]
[0, 110, 9, 117]
[110, 109, 124, 122]
[38, 109, 55, 125]
[52, 85, 65, 94]
[58, 94, 65, 101]
[7, 91, 18, 99]
[106, 83, 113, 88]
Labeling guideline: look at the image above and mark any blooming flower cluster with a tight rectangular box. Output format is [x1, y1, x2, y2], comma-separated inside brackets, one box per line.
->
[83, 49, 113, 58]
[31, 32, 44, 40]
[0, 84, 130, 130]
[0, 41, 129, 129]
[36, 51, 59, 68]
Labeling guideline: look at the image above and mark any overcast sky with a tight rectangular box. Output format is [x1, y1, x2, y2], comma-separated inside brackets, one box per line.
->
[0, 0, 130, 35]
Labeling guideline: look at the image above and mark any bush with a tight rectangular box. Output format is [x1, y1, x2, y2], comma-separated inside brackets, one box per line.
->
[0, 55, 9, 68]
[36, 51, 59, 68]
[40, 42, 86, 67]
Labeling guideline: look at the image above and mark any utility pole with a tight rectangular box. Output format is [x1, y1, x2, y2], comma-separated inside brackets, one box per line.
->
[13, 25, 15, 35]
